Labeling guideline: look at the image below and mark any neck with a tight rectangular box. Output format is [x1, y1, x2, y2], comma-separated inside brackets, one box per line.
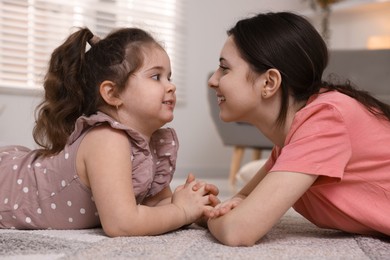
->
[252, 97, 306, 148]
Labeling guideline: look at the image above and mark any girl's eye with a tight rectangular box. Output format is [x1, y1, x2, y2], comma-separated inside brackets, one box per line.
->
[152, 75, 160, 81]
[219, 65, 228, 72]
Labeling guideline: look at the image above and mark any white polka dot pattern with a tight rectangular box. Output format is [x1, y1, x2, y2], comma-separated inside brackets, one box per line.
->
[0, 112, 178, 230]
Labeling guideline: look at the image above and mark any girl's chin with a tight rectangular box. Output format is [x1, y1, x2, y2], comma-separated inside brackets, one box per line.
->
[219, 112, 235, 123]
[163, 115, 174, 123]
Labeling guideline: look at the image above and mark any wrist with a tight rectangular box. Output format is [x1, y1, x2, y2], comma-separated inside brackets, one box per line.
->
[172, 203, 189, 226]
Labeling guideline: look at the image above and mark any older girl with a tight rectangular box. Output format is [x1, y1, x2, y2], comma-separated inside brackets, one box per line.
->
[206, 12, 390, 246]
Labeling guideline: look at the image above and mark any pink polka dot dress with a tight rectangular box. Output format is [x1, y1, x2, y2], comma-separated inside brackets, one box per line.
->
[0, 112, 178, 230]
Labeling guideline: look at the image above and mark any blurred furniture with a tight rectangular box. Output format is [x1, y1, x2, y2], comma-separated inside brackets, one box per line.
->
[207, 86, 273, 187]
[324, 49, 390, 105]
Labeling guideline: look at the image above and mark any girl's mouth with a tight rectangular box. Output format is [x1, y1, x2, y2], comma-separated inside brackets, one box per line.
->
[217, 96, 226, 104]
[162, 100, 175, 110]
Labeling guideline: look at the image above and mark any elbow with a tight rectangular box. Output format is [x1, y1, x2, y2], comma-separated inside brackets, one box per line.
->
[216, 231, 259, 247]
[102, 224, 130, 237]
[208, 218, 262, 247]
[104, 228, 123, 238]
[101, 219, 142, 237]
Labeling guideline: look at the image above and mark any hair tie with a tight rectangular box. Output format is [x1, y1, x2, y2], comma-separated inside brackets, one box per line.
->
[88, 35, 101, 46]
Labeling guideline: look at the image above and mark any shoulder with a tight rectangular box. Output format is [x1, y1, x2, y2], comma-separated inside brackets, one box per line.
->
[77, 124, 132, 184]
[293, 93, 346, 131]
[294, 91, 358, 127]
[305, 91, 360, 116]
[299, 90, 377, 129]
[78, 125, 132, 169]
[82, 125, 130, 150]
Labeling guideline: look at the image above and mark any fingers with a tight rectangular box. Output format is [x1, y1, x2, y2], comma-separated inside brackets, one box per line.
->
[208, 194, 220, 207]
[204, 206, 224, 218]
[206, 206, 230, 219]
[185, 173, 195, 186]
[191, 179, 219, 197]
[205, 184, 219, 196]
[205, 197, 244, 219]
[192, 181, 205, 191]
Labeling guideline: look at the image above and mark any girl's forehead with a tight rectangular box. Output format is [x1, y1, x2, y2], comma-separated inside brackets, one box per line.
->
[140, 46, 170, 70]
[220, 37, 246, 66]
[221, 37, 240, 60]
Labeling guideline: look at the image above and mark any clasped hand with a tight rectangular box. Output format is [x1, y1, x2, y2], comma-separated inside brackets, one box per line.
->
[204, 195, 244, 219]
[172, 173, 220, 225]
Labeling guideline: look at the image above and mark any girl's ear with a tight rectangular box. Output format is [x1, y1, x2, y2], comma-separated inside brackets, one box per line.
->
[262, 68, 282, 99]
[99, 80, 123, 107]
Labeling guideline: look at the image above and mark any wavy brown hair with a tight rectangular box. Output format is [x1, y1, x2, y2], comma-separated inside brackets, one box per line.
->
[33, 27, 160, 156]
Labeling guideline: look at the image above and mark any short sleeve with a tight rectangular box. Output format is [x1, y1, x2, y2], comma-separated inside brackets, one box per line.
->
[270, 103, 352, 179]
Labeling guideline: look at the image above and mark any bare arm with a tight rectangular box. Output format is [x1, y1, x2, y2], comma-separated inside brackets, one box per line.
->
[78, 126, 211, 237]
[207, 170, 318, 246]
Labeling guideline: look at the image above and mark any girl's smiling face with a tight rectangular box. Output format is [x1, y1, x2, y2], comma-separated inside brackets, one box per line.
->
[208, 36, 264, 123]
[118, 45, 176, 137]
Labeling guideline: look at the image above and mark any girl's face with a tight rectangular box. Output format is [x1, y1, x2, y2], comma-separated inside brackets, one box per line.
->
[118, 46, 176, 137]
[208, 36, 264, 123]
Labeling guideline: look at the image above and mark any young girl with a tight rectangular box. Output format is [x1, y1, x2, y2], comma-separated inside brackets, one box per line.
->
[206, 12, 390, 246]
[0, 27, 219, 236]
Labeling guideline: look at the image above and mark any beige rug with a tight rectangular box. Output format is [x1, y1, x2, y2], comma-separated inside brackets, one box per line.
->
[0, 209, 389, 259]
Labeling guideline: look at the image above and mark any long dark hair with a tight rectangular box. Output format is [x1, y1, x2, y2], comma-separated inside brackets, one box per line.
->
[33, 27, 160, 156]
[228, 12, 390, 126]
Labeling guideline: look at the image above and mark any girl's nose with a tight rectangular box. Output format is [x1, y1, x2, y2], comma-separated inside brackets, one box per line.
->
[208, 71, 218, 88]
[167, 81, 176, 93]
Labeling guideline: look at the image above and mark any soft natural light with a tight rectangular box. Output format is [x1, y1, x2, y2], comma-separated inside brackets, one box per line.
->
[0, 0, 186, 102]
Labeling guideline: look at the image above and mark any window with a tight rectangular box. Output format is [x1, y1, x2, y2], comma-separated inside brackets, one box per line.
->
[0, 0, 186, 103]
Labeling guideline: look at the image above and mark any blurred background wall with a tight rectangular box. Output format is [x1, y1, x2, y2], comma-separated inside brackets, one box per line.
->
[1, 0, 389, 179]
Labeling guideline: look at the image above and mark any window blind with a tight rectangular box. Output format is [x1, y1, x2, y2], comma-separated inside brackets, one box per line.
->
[0, 0, 186, 103]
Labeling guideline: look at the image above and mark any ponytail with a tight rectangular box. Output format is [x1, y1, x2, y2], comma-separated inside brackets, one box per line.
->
[33, 28, 94, 156]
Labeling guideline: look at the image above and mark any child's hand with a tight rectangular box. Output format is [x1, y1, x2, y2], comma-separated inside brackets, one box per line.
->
[205, 195, 245, 219]
[190, 176, 220, 207]
[171, 174, 215, 225]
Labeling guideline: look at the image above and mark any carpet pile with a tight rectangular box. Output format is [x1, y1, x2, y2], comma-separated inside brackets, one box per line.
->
[0, 209, 389, 259]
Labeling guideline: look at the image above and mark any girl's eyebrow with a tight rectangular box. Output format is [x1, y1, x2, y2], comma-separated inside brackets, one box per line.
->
[144, 66, 172, 76]
[145, 66, 164, 72]
[219, 57, 230, 66]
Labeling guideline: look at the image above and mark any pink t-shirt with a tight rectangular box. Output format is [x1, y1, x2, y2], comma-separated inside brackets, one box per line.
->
[266, 90, 390, 236]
